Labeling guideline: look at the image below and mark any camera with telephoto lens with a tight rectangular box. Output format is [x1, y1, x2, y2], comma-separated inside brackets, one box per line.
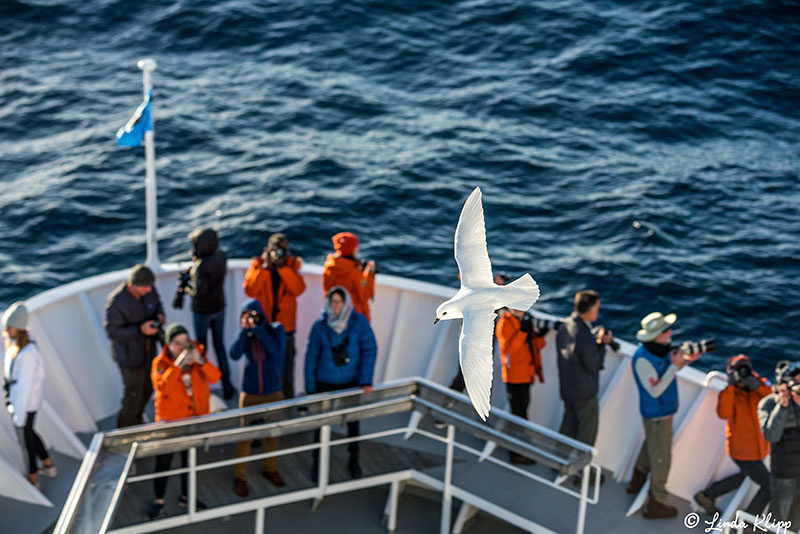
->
[777, 362, 800, 394]
[677, 338, 716, 357]
[592, 325, 621, 352]
[248, 310, 263, 325]
[521, 313, 561, 336]
[358, 258, 378, 274]
[172, 270, 192, 309]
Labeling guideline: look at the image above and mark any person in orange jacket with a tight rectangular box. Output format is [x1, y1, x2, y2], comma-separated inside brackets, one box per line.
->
[694, 354, 772, 516]
[147, 323, 221, 519]
[243, 233, 306, 398]
[496, 307, 547, 464]
[322, 232, 375, 322]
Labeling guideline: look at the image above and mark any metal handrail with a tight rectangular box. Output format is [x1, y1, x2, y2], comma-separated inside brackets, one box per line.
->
[54, 377, 597, 534]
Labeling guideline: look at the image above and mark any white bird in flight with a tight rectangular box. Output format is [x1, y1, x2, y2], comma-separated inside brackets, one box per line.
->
[434, 187, 540, 420]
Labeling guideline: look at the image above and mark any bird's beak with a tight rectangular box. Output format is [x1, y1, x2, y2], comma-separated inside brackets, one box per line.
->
[433, 318, 440, 325]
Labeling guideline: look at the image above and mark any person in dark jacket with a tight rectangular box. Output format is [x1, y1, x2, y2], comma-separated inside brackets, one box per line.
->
[305, 286, 377, 480]
[556, 290, 614, 446]
[104, 264, 165, 428]
[181, 228, 234, 399]
[758, 360, 800, 524]
[230, 299, 287, 498]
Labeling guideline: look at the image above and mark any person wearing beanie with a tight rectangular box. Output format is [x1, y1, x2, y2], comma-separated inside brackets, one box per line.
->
[104, 263, 165, 428]
[694, 354, 772, 517]
[2, 302, 57, 489]
[626, 311, 701, 519]
[322, 232, 376, 322]
[243, 232, 305, 399]
[147, 322, 220, 519]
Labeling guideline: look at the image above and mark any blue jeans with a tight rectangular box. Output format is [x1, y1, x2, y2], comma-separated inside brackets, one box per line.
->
[193, 310, 234, 394]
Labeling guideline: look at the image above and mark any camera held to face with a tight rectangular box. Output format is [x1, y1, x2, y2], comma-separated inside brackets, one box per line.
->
[521, 313, 561, 336]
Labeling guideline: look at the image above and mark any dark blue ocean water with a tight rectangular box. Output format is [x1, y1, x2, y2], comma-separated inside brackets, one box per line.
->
[1, 0, 799, 376]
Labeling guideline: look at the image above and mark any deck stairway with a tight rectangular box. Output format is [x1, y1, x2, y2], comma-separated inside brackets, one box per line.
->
[54, 378, 600, 534]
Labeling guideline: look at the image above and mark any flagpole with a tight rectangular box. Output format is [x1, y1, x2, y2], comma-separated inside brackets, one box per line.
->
[137, 58, 161, 272]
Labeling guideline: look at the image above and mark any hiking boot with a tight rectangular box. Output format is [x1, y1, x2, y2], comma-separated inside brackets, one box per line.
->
[146, 500, 165, 520]
[348, 453, 363, 479]
[643, 492, 678, 519]
[263, 469, 287, 487]
[626, 468, 647, 494]
[694, 491, 720, 516]
[233, 477, 249, 498]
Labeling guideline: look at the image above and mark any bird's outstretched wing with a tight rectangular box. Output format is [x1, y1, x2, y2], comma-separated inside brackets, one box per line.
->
[455, 187, 494, 288]
[459, 308, 496, 420]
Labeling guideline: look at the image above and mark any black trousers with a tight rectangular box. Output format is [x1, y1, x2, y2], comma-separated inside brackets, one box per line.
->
[117, 365, 153, 428]
[313, 381, 360, 455]
[706, 459, 771, 515]
[154, 451, 188, 500]
[282, 332, 297, 399]
[559, 397, 599, 446]
[23, 412, 49, 474]
[505, 383, 531, 420]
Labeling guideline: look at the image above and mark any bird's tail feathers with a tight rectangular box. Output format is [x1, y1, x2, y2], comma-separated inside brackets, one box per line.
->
[503, 273, 540, 311]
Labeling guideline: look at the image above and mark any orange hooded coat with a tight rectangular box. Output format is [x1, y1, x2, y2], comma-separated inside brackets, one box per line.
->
[243, 256, 306, 333]
[496, 313, 546, 384]
[322, 254, 375, 322]
[716, 373, 772, 461]
[151, 343, 221, 423]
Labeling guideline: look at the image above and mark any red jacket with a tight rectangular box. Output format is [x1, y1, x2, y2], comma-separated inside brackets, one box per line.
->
[322, 254, 375, 322]
[151, 343, 221, 423]
[243, 256, 306, 333]
[716, 374, 772, 461]
[497, 313, 545, 384]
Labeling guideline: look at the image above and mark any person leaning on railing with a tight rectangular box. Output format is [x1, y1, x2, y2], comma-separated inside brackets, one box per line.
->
[496, 306, 547, 465]
[2, 302, 56, 490]
[229, 299, 287, 498]
[758, 360, 800, 525]
[305, 286, 377, 481]
[626, 312, 701, 520]
[694, 354, 771, 517]
[147, 323, 220, 520]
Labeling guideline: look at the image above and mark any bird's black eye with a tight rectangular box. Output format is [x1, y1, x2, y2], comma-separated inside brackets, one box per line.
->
[443, 312, 447, 315]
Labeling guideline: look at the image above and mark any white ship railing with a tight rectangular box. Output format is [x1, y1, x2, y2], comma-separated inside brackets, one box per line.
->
[53, 378, 599, 534]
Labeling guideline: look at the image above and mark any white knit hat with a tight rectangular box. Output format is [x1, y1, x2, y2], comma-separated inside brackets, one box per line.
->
[2, 301, 29, 330]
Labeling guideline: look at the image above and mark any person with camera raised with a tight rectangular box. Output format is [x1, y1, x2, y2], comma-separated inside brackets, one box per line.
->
[229, 299, 287, 498]
[497, 307, 547, 464]
[243, 233, 306, 399]
[147, 323, 220, 519]
[556, 290, 614, 448]
[322, 232, 376, 323]
[758, 360, 800, 524]
[104, 264, 165, 428]
[174, 228, 235, 400]
[693, 355, 771, 517]
[626, 311, 701, 519]
[305, 287, 377, 480]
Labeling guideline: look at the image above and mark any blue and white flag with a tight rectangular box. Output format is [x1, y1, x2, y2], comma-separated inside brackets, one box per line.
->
[116, 92, 153, 146]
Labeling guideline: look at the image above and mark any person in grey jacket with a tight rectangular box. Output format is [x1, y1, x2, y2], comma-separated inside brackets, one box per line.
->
[104, 264, 165, 428]
[758, 360, 800, 524]
[556, 290, 614, 446]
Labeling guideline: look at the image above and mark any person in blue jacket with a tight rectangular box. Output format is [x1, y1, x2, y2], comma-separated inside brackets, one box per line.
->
[305, 286, 377, 480]
[229, 299, 286, 498]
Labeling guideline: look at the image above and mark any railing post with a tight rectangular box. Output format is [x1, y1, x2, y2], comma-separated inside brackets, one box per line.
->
[255, 506, 265, 534]
[387, 480, 400, 533]
[441, 424, 455, 534]
[575, 463, 590, 534]
[189, 446, 197, 518]
[312, 423, 331, 511]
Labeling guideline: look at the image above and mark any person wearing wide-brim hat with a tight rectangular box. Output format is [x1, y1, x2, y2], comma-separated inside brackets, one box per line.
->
[626, 311, 701, 519]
